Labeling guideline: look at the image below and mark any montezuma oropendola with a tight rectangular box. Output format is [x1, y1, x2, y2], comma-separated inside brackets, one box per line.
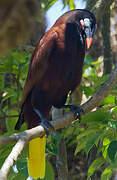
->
[15, 9, 96, 179]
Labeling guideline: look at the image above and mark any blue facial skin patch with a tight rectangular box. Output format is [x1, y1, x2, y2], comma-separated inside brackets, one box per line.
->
[84, 18, 90, 27]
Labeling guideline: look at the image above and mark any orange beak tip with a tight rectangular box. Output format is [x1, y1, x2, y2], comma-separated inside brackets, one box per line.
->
[86, 38, 93, 49]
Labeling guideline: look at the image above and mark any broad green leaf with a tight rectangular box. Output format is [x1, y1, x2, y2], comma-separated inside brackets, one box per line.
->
[107, 140, 117, 162]
[111, 106, 117, 113]
[75, 136, 90, 155]
[102, 95, 115, 105]
[102, 144, 109, 160]
[87, 157, 105, 179]
[83, 66, 95, 77]
[46, 134, 62, 155]
[85, 132, 103, 155]
[91, 59, 103, 67]
[77, 128, 99, 141]
[101, 166, 112, 180]
[108, 120, 117, 130]
[63, 126, 76, 138]
[82, 85, 94, 97]
[103, 138, 110, 146]
[81, 109, 111, 125]
[17, 158, 28, 176]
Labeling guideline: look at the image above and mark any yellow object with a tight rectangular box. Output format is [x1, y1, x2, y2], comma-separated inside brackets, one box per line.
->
[28, 136, 46, 179]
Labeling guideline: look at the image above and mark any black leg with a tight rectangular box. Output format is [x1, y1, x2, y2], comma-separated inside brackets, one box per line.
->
[34, 108, 54, 134]
[15, 111, 24, 130]
[63, 104, 85, 122]
[31, 88, 54, 134]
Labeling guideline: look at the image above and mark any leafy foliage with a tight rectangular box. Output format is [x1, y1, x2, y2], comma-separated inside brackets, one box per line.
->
[66, 55, 117, 179]
[0, 0, 117, 179]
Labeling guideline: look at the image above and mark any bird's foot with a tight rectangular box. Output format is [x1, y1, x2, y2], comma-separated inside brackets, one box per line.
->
[34, 109, 54, 135]
[40, 118, 54, 135]
[63, 105, 85, 122]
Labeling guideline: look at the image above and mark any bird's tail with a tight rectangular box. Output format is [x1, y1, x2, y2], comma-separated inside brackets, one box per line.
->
[28, 136, 46, 179]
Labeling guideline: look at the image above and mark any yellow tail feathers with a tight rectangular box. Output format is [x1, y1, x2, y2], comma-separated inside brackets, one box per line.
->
[28, 136, 46, 179]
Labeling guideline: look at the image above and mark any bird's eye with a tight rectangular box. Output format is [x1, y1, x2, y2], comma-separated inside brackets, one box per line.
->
[84, 18, 91, 27]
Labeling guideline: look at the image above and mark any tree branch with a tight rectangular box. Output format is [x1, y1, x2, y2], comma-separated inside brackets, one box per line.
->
[82, 63, 117, 113]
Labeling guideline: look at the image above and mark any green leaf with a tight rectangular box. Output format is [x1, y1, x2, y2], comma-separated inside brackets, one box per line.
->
[46, 134, 62, 155]
[111, 106, 117, 113]
[102, 144, 109, 160]
[69, 0, 75, 9]
[5, 109, 18, 132]
[1, 88, 17, 104]
[102, 95, 115, 105]
[17, 158, 28, 176]
[101, 166, 112, 180]
[110, 106, 117, 119]
[82, 85, 94, 97]
[108, 120, 117, 130]
[75, 136, 90, 155]
[85, 132, 103, 155]
[115, 97, 117, 105]
[84, 55, 93, 65]
[83, 66, 95, 77]
[91, 59, 103, 67]
[8, 168, 28, 180]
[64, 126, 76, 138]
[76, 128, 99, 141]
[103, 138, 110, 146]
[87, 157, 105, 179]
[43, 0, 59, 10]
[0, 143, 15, 168]
[81, 109, 111, 125]
[107, 140, 117, 162]
[0, 75, 4, 91]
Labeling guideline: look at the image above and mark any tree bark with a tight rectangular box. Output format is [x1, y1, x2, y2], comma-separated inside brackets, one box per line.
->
[101, 0, 112, 74]
[56, 137, 68, 180]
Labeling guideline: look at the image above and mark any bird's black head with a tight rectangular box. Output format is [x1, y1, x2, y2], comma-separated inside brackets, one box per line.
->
[66, 9, 97, 49]
[75, 9, 96, 49]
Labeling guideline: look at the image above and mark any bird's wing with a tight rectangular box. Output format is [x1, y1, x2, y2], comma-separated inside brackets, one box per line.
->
[21, 30, 58, 104]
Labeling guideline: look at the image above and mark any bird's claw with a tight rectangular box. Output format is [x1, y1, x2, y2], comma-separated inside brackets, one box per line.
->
[40, 118, 54, 136]
[34, 108, 54, 135]
[63, 104, 85, 122]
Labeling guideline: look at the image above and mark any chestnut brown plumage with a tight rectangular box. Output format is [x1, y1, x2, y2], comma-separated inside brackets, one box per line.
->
[15, 9, 96, 179]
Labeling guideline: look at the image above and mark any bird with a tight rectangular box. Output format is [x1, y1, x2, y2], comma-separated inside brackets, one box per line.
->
[15, 9, 96, 179]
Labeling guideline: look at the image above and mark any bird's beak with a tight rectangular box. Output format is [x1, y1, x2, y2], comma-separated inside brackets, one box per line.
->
[86, 38, 93, 49]
[85, 27, 93, 49]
